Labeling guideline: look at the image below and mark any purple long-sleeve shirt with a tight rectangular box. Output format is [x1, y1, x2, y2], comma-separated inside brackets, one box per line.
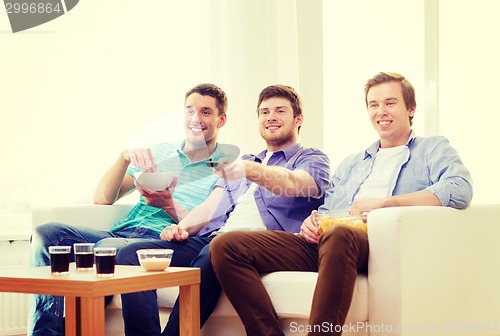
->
[197, 143, 331, 236]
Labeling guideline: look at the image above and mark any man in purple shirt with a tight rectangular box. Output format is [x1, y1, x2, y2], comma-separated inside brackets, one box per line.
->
[115, 84, 331, 335]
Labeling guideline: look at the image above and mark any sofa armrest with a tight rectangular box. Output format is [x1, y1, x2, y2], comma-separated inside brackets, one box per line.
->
[32, 204, 135, 231]
[367, 205, 500, 334]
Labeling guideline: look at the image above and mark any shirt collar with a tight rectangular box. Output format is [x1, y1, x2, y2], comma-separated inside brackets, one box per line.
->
[175, 140, 229, 163]
[175, 140, 188, 159]
[210, 143, 238, 161]
[365, 130, 416, 158]
[255, 143, 303, 162]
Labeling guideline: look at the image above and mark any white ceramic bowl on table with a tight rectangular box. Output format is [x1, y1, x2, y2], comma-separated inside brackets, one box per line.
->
[136, 249, 174, 271]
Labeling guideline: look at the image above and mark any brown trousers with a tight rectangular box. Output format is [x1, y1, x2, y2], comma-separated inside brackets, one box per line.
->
[210, 226, 369, 336]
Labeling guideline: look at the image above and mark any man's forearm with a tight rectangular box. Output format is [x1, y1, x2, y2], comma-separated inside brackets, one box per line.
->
[383, 189, 442, 207]
[244, 161, 319, 197]
[93, 154, 133, 205]
[178, 187, 224, 235]
[161, 200, 189, 224]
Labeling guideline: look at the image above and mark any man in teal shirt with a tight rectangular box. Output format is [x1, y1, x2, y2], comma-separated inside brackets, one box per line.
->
[29, 83, 229, 336]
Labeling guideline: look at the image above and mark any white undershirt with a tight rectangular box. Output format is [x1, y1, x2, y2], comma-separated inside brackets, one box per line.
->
[355, 145, 406, 200]
[216, 151, 274, 234]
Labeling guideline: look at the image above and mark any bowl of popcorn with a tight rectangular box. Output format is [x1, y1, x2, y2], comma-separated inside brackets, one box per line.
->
[136, 249, 174, 271]
[314, 210, 367, 234]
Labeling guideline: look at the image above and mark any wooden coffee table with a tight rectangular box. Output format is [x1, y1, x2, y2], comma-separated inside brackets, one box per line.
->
[0, 264, 200, 336]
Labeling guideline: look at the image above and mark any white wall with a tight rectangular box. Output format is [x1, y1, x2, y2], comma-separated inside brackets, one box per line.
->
[323, 0, 498, 204]
[0, 0, 303, 211]
[323, 0, 426, 170]
[439, 0, 500, 204]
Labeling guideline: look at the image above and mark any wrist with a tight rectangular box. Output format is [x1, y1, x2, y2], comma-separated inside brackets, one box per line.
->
[243, 161, 259, 181]
[381, 196, 395, 208]
[161, 201, 177, 218]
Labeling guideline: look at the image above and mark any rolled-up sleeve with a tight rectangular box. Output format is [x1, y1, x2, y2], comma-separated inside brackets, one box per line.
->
[425, 136, 473, 209]
[292, 148, 331, 198]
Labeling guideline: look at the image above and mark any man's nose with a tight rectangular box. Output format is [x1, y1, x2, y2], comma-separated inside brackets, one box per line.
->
[376, 106, 388, 116]
[190, 111, 201, 122]
[267, 110, 278, 119]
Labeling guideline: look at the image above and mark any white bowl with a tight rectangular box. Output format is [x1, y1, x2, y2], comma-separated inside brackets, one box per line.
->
[136, 249, 174, 271]
[134, 172, 175, 191]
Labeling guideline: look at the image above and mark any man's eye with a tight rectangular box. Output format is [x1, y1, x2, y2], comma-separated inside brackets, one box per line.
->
[260, 111, 269, 115]
[278, 110, 285, 114]
[369, 104, 378, 109]
[185, 109, 195, 115]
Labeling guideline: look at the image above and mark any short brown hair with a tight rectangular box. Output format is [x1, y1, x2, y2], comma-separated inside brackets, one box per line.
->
[364, 72, 416, 125]
[257, 85, 303, 132]
[185, 83, 228, 116]
[256, 85, 303, 117]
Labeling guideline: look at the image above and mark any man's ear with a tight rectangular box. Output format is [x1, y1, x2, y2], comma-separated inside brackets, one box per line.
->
[408, 105, 416, 117]
[218, 113, 227, 128]
[295, 113, 303, 127]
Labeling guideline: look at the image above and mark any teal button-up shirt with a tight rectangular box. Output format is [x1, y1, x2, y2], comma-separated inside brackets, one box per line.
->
[110, 141, 229, 235]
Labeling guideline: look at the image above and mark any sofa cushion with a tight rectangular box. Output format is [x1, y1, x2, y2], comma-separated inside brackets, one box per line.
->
[109, 271, 368, 322]
[211, 272, 368, 322]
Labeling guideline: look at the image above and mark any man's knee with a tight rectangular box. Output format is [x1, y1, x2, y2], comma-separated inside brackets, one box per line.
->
[318, 225, 368, 267]
[210, 232, 244, 266]
[33, 222, 64, 240]
[115, 243, 139, 265]
[319, 225, 357, 250]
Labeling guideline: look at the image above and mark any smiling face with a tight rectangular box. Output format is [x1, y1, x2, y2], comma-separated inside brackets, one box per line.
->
[184, 93, 226, 150]
[258, 97, 302, 151]
[366, 81, 415, 148]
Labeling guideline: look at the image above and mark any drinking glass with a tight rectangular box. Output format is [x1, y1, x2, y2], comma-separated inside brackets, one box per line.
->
[94, 247, 117, 277]
[74, 243, 95, 271]
[48, 246, 71, 275]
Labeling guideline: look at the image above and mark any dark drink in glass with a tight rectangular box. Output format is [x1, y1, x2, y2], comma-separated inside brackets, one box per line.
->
[48, 246, 71, 275]
[74, 243, 95, 271]
[75, 253, 94, 270]
[94, 247, 117, 277]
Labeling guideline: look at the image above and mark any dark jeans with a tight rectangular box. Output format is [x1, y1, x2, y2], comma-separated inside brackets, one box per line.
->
[116, 235, 222, 336]
[210, 227, 369, 336]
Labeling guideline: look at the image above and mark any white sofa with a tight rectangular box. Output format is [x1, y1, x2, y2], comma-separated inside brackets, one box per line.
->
[32, 204, 500, 336]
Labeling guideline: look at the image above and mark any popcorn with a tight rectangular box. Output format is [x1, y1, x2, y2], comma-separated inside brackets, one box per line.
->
[317, 214, 367, 234]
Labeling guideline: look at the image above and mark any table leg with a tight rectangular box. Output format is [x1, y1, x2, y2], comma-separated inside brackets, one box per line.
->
[79, 296, 105, 336]
[65, 296, 77, 336]
[179, 283, 200, 336]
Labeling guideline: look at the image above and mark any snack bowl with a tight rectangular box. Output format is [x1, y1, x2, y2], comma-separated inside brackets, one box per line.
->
[134, 172, 175, 191]
[314, 210, 367, 234]
[136, 249, 174, 271]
